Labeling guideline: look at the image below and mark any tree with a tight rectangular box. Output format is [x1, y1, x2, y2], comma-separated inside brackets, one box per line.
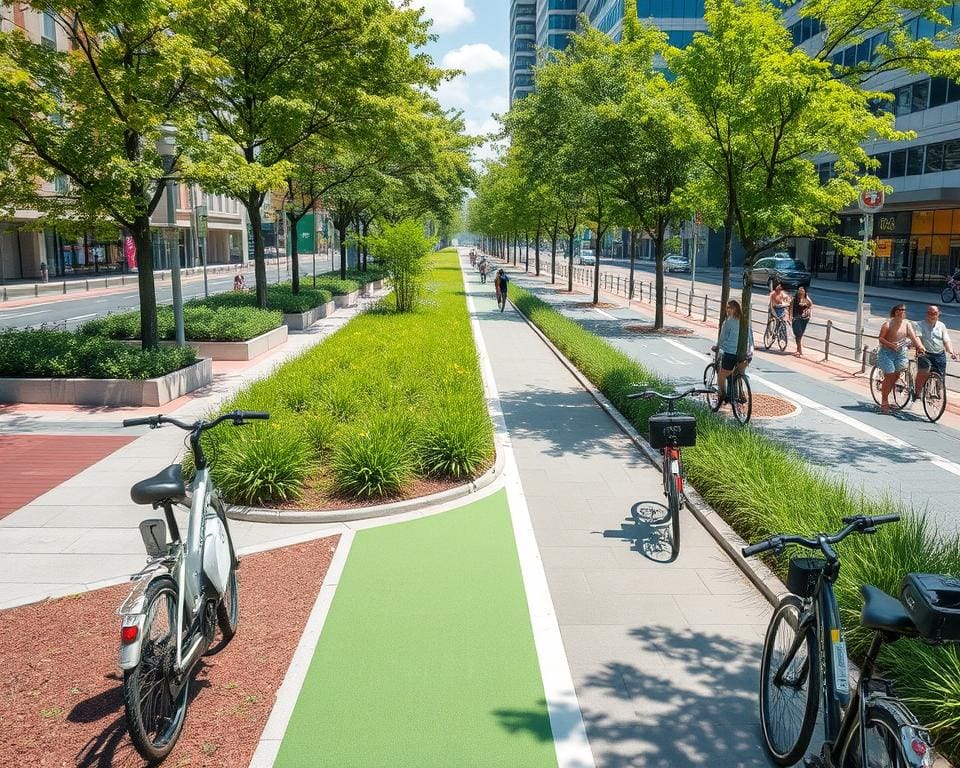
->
[368, 219, 435, 313]
[672, 0, 905, 360]
[0, 0, 222, 348]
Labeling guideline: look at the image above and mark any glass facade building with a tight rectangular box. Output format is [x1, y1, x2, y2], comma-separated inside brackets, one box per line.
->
[510, 1, 538, 105]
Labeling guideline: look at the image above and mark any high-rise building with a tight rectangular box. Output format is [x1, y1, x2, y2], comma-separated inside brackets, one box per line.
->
[537, 0, 579, 54]
[510, 1, 537, 105]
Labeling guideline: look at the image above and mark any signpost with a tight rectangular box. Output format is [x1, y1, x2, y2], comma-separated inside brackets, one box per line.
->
[691, 211, 703, 294]
[855, 189, 885, 354]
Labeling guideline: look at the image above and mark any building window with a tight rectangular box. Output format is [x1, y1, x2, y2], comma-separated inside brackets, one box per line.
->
[912, 80, 930, 112]
[548, 14, 577, 29]
[925, 143, 944, 173]
[944, 140, 960, 171]
[895, 85, 913, 116]
[874, 153, 890, 179]
[515, 39, 535, 52]
[547, 33, 572, 49]
[41, 11, 57, 46]
[54, 175, 68, 195]
[930, 77, 949, 108]
[515, 21, 535, 35]
[889, 149, 907, 177]
[549, 0, 578, 7]
[907, 146, 925, 175]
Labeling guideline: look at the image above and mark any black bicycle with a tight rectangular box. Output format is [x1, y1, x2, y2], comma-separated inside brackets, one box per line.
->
[743, 515, 945, 768]
[703, 347, 753, 425]
[628, 387, 710, 556]
[765, 311, 789, 352]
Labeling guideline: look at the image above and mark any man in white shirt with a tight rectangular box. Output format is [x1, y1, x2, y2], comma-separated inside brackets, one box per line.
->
[915, 305, 958, 395]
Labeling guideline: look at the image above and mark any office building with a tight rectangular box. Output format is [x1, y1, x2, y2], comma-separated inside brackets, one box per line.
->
[510, 1, 537, 105]
[537, 0, 579, 54]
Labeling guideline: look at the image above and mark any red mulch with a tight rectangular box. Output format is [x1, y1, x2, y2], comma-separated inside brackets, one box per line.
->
[717, 393, 798, 420]
[573, 301, 620, 309]
[0, 535, 339, 767]
[622, 324, 694, 337]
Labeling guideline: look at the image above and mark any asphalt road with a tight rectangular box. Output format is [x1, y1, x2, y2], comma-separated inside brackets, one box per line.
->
[0, 254, 335, 330]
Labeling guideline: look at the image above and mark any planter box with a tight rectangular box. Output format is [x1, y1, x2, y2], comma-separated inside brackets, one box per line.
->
[333, 289, 360, 308]
[283, 301, 336, 331]
[0, 358, 213, 407]
[118, 325, 288, 361]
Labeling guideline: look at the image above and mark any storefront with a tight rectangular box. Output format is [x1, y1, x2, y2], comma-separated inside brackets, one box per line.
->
[810, 207, 960, 289]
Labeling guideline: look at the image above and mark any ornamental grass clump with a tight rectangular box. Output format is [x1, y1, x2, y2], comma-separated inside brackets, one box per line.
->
[331, 418, 418, 498]
[508, 281, 960, 756]
[418, 395, 493, 478]
[212, 423, 313, 505]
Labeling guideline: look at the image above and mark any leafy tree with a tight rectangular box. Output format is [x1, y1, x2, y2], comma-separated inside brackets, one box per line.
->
[0, 0, 222, 348]
[368, 219, 435, 313]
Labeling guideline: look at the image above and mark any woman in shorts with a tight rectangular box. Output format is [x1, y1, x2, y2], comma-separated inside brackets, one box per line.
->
[877, 304, 925, 413]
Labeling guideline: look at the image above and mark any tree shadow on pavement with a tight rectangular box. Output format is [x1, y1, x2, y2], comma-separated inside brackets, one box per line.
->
[494, 624, 781, 767]
[601, 502, 677, 564]
[761, 421, 925, 472]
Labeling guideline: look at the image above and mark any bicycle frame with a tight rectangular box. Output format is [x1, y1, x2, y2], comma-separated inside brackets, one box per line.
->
[662, 446, 683, 494]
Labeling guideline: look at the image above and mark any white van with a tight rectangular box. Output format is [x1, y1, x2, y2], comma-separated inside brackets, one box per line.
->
[579, 248, 596, 266]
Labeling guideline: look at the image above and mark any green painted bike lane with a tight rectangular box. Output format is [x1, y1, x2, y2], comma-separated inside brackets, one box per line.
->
[272, 489, 559, 768]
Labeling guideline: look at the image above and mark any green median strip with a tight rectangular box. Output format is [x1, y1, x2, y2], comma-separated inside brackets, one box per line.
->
[273, 489, 559, 768]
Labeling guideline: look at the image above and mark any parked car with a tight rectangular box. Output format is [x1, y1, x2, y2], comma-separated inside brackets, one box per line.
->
[744, 255, 811, 290]
[579, 248, 596, 266]
[665, 253, 690, 273]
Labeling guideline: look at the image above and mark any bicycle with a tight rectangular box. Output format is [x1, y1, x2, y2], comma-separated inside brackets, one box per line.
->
[941, 275, 960, 303]
[703, 347, 753, 425]
[868, 351, 946, 422]
[743, 514, 943, 768]
[765, 311, 789, 352]
[627, 387, 710, 557]
[117, 410, 269, 762]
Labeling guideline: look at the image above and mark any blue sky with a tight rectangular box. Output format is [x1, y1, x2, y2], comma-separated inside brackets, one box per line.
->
[410, 0, 510, 164]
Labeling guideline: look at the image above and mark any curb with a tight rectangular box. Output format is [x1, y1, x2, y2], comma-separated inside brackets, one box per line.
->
[505, 287, 789, 607]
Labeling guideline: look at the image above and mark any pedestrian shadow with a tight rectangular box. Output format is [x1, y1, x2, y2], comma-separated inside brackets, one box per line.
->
[493, 624, 779, 767]
[601, 501, 677, 564]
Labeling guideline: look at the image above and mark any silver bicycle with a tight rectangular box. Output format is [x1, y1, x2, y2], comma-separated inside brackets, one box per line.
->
[117, 410, 269, 762]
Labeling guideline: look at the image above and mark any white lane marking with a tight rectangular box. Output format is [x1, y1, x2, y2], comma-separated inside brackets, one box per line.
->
[65, 313, 97, 322]
[463, 259, 596, 768]
[0, 310, 45, 319]
[667, 336, 960, 476]
[593, 308, 617, 321]
[665, 338, 709, 361]
[248, 530, 356, 768]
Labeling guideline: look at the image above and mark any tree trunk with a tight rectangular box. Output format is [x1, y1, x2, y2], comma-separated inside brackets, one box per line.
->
[628, 227, 637, 300]
[592, 227, 603, 305]
[524, 231, 530, 271]
[248, 194, 268, 309]
[550, 218, 558, 284]
[131, 216, 158, 350]
[514, 231, 519, 267]
[288, 211, 301, 294]
[566, 230, 576, 292]
[720, 195, 735, 328]
[338, 221, 348, 280]
[738, 249, 756, 363]
[654, 224, 666, 329]
[534, 220, 542, 276]
[361, 219, 370, 271]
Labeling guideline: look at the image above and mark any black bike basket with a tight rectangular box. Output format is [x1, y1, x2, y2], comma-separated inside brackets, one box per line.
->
[900, 573, 960, 642]
[787, 558, 826, 598]
[648, 414, 697, 450]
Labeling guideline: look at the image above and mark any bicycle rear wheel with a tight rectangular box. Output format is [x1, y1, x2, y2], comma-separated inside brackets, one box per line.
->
[778, 321, 788, 352]
[838, 702, 930, 768]
[868, 366, 884, 406]
[942, 287, 956, 303]
[923, 372, 947, 423]
[760, 595, 820, 766]
[731, 374, 752, 425]
[703, 364, 721, 412]
[764, 320, 776, 350]
[665, 452, 681, 557]
[123, 579, 189, 763]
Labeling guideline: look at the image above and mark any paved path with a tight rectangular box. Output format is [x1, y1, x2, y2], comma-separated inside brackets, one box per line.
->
[465, 258, 778, 767]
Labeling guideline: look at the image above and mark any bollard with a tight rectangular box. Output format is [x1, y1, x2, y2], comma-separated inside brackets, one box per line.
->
[824, 320, 833, 361]
[688, 291, 693, 316]
[34, 284, 39, 296]
[861, 346, 868, 374]
[674, 287, 679, 311]
[703, 295, 709, 322]
[62, 281, 67, 294]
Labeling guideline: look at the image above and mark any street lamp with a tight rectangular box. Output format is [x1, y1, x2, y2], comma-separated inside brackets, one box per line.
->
[156, 124, 185, 347]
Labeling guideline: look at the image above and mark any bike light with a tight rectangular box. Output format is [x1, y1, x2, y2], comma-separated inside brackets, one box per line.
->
[911, 739, 927, 758]
[121, 625, 139, 644]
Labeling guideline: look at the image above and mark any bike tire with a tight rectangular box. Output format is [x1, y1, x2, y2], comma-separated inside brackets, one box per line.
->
[764, 320, 776, 350]
[892, 372, 911, 411]
[778, 322, 788, 352]
[942, 287, 956, 303]
[837, 701, 929, 768]
[759, 595, 820, 766]
[868, 366, 884, 407]
[703, 364, 721, 412]
[123, 578, 189, 763]
[731, 374, 752, 425]
[923, 372, 947, 423]
[668, 455, 682, 557]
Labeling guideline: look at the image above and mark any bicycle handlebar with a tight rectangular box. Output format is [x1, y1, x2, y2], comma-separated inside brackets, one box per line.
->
[122, 411, 270, 431]
[741, 514, 900, 558]
[627, 387, 714, 402]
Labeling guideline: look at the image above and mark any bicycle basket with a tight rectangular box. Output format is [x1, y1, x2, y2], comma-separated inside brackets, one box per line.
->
[787, 558, 826, 598]
[900, 573, 960, 642]
[648, 414, 697, 450]
[867, 348, 879, 367]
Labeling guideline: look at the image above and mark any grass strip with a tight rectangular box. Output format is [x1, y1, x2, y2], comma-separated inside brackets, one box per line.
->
[508, 282, 960, 757]
[207, 249, 493, 505]
[273, 490, 558, 768]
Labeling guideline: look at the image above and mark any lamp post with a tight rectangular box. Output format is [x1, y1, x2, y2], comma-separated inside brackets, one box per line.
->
[157, 124, 185, 347]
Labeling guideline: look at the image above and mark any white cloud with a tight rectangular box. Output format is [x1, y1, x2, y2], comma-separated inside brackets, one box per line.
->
[465, 116, 501, 137]
[404, 0, 475, 33]
[434, 75, 471, 108]
[442, 44, 508, 74]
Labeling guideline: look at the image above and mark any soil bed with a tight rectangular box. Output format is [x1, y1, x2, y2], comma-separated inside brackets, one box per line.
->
[623, 324, 694, 336]
[0, 536, 338, 768]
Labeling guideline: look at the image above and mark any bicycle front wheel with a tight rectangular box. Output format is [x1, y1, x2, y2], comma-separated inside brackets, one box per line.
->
[869, 366, 884, 406]
[764, 320, 776, 350]
[942, 287, 956, 303]
[923, 372, 947, 423]
[123, 579, 189, 763]
[891, 372, 911, 410]
[731, 375, 752, 425]
[759, 595, 820, 766]
[778, 322, 788, 352]
[665, 454, 681, 556]
[703, 364, 721, 412]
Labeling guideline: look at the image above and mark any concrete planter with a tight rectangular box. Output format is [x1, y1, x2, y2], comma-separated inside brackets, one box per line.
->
[333, 289, 360, 309]
[0, 357, 213, 407]
[118, 325, 288, 362]
[282, 301, 336, 331]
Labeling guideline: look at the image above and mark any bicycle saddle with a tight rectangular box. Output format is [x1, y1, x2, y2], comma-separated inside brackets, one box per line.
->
[860, 584, 917, 636]
[131, 464, 188, 506]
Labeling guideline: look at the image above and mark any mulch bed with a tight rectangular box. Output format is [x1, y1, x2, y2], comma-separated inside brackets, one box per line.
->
[717, 393, 798, 420]
[573, 301, 620, 310]
[0, 536, 338, 768]
[622, 324, 695, 337]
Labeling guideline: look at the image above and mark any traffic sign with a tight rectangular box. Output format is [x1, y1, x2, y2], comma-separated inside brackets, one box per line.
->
[196, 205, 208, 237]
[858, 189, 884, 213]
[695, 211, 703, 226]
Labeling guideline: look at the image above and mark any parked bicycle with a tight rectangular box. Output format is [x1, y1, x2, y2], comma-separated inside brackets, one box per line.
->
[703, 347, 753, 425]
[628, 386, 711, 556]
[117, 410, 269, 762]
[742, 514, 950, 768]
[765, 311, 789, 352]
[941, 272, 960, 303]
[868, 348, 947, 422]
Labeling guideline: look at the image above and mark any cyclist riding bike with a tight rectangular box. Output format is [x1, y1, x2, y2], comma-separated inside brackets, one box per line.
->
[768, 282, 791, 323]
[479, 258, 488, 284]
[915, 304, 958, 395]
[715, 299, 754, 405]
[494, 268, 509, 311]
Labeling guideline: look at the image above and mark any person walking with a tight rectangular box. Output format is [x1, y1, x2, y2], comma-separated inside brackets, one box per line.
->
[478, 258, 488, 284]
[791, 286, 813, 357]
[494, 268, 509, 312]
[233, 273, 245, 291]
[877, 304, 925, 413]
[914, 305, 959, 395]
[715, 300, 755, 405]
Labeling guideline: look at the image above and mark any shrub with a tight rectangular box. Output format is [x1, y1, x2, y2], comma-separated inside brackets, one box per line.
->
[508, 282, 960, 756]
[201, 285, 332, 314]
[212, 424, 313, 505]
[418, 398, 493, 478]
[82, 305, 281, 342]
[331, 418, 417, 498]
[367, 220, 435, 312]
[0, 329, 197, 379]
